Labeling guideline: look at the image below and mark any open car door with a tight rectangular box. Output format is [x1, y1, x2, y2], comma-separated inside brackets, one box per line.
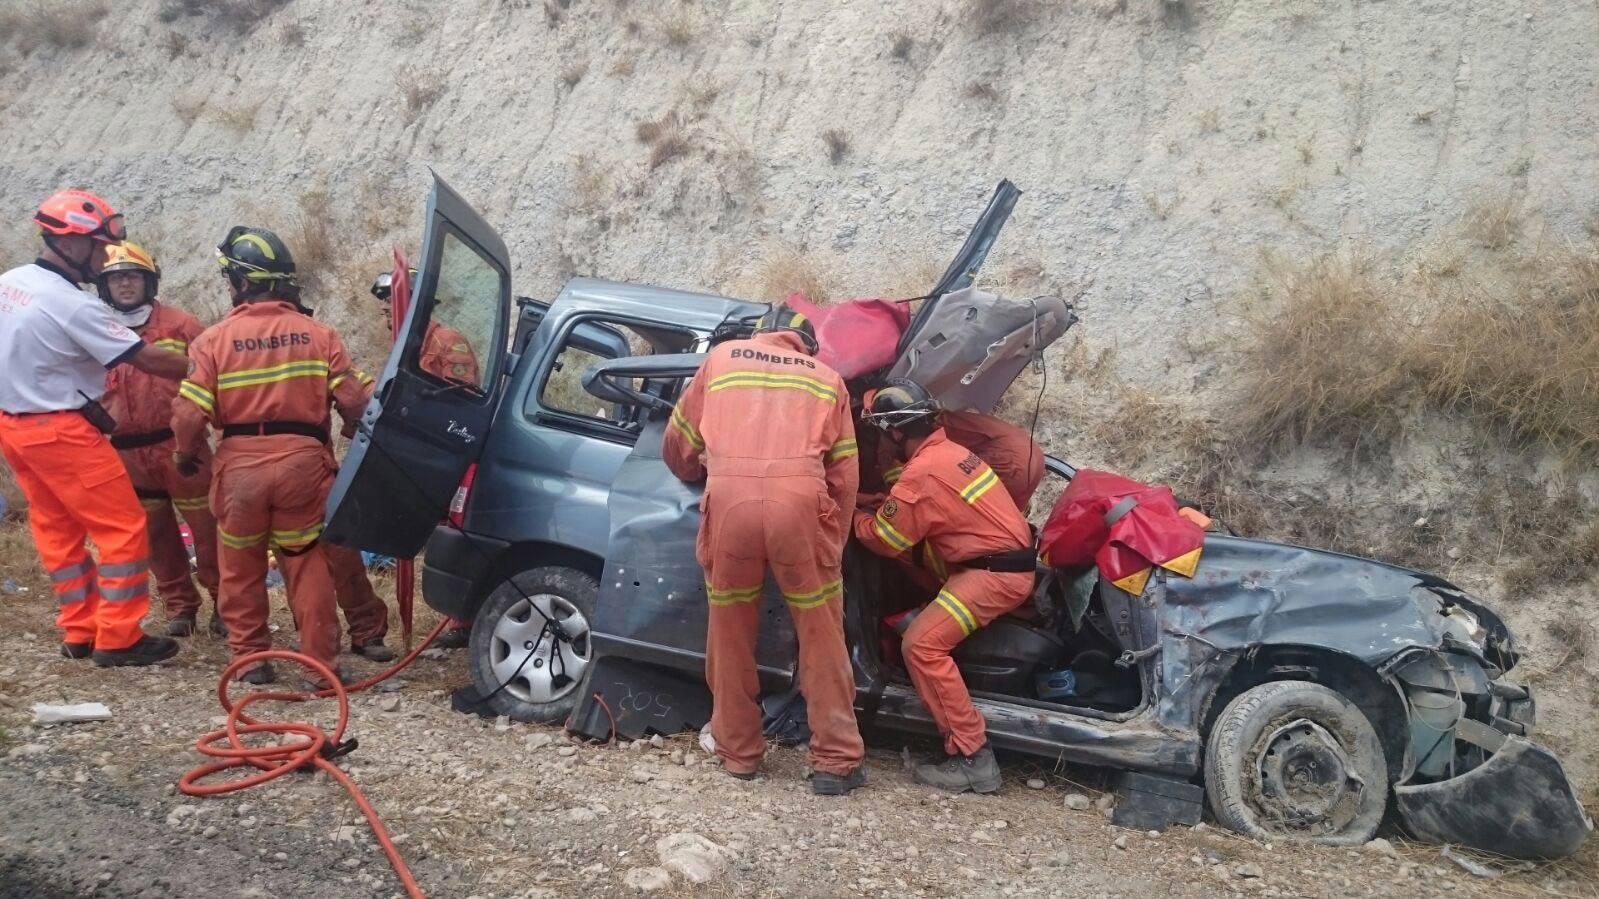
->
[324, 174, 512, 556]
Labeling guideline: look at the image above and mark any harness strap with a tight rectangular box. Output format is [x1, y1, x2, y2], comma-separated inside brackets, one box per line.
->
[111, 428, 175, 450]
[220, 421, 329, 442]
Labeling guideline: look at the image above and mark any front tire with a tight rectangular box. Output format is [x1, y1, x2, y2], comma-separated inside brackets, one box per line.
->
[1204, 680, 1388, 846]
[467, 566, 598, 724]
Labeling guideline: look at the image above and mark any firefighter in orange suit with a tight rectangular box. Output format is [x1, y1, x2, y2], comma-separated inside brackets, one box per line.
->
[877, 409, 1044, 512]
[0, 190, 191, 666]
[661, 306, 867, 795]
[97, 242, 222, 638]
[853, 379, 1035, 794]
[171, 227, 373, 686]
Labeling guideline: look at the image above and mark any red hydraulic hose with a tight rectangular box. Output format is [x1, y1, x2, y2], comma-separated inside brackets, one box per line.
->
[179, 618, 450, 899]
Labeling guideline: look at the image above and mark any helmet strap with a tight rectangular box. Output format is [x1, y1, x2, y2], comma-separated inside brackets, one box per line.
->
[42, 233, 94, 283]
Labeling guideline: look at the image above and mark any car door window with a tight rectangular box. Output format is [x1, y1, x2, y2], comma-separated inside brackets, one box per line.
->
[535, 318, 699, 436]
[416, 232, 498, 392]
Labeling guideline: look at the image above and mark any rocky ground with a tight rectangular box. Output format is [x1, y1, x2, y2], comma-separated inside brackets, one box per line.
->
[0, 551, 1593, 899]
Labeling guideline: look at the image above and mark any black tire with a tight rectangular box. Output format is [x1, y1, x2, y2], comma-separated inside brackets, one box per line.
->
[467, 566, 598, 725]
[1204, 680, 1388, 846]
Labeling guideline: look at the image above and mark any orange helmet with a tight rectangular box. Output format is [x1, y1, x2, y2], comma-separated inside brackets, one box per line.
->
[33, 189, 126, 243]
[96, 241, 161, 313]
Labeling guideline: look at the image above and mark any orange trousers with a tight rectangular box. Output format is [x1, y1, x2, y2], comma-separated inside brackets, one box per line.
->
[0, 412, 151, 650]
[122, 443, 219, 617]
[280, 543, 389, 646]
[699, 471, 863, 777]
[902, 568, 1034, 756]
[210, 443, 340, 675]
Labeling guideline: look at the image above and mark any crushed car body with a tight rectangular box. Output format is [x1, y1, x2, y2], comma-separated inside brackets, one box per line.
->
[324, 174, 1591, 860]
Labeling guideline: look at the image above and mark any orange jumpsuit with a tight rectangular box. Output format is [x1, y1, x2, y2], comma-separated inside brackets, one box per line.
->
[853, 429, 1034, 757]
[172, 300, 372, 676]
[662, 331, 864, 777]
[879, 410, 1044, 511]
[102, 302, 220, 618]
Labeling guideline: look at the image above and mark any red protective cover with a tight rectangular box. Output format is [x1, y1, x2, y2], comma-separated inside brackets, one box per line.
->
[1038, 469, 1205, 585]
[391, 249, 415, 647]
[785, 293, 911, 380]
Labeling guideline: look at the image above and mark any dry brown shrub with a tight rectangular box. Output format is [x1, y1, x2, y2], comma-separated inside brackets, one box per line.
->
[1544, 619, 1595, 670]
[1411, 249, 1599, 456]
[753, 249, 830, 304]
[171, 95, 206, 126]
[964, 0, 1038, 36]
[658, 11, 696, 49]
[610, 58, 635, 76]
[397, 69, 444, 121]
[889, 31, 914, 60]
[560, 61, 588, 89]
[211, 100, 261, 133]
[1234, 255, 1410, 450]
[160, 29, 190, 60]
[821, 129, 849, 164]
[963, 82, 1001, 102]
[2, 0, 108, 50]
[635, 112, 690, 169]
[1464, 195, 1521, 250]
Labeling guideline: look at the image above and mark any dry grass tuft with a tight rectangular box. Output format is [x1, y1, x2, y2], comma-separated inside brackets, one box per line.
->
[398, 69, 445, 121]
[963, 82, 1001, 102]
[1543, 619, 1595, 670]
[635, 112, 691, 169]
[889, 31, 914, 60]
[659, 11, 696, 49]
[754, 248, 830, 304]
[1234, 255, 1410, 451]
[1464, 195, 1522, 250]
[964, 0, 1038, 36]
[280, 19, 306, 47]
[289, 187, 339, 281]
[1, 0, 109, 50]
[211, 100, 261, 133]
[610, 58, 635, 77]
[560, 61, 589, 89]
[821, 129, 850, 164]
[170, 94, 206, 126]
[160, 29, 191, 60]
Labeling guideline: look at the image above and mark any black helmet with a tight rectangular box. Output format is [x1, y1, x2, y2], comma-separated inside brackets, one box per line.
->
[217, 225, 299, 300]
[753, 304, 819, 355]
[370, 268, 418, 303]
[864, 378, 940, 432]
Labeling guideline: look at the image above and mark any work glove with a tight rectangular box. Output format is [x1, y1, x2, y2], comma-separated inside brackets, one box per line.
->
[173, 452, 201, 479]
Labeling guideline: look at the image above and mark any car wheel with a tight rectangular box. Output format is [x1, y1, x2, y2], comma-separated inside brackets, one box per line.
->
[467, 566, 598, 725]
[1204, 680, 1388, 846]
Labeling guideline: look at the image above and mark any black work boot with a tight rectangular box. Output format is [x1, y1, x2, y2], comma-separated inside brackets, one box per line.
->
[60, 641, 92, 660]
[237, 662, 277, 685]
[207, 614, 227, 638]
[167, 612, 197, 637]
[352, 639, 396, 662]
[434, 626, 470, 649]
[92, 634, 180, 668]
[914, 744, 1002, 794]
[811, 767, 867, 796]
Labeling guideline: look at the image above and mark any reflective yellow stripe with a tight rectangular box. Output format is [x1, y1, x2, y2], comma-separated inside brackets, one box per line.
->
[827, 439, 858, 462]
[935, 589, 977, 636]
[218, 528, 267, 549]
[960, 468, 999, 505]
[179, 380, 215, 413]
[670, 405, 705, 451]
[270, 523, 324, 547]
[357, 370, 375, 385]
[784, 580, 841, 610]
[216, 360, 329, 391]
[706, 371, 838, 403]
[172, 497, 210, 512]
[153, 338, 188, 353]
[884, 465, 903, 485]
[873, 513, 912, 552]
[139, 498, 166, 512]
[706, 583, 762, 606]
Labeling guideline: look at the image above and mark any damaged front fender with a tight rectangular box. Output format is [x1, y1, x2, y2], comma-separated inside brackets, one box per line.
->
[1396, 735, 1594, 859]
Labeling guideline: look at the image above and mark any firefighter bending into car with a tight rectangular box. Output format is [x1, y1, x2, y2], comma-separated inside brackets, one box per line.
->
[875, 408, 1044, 512]
[369, 269, 475, 649]
[97, 241, 223, 638]
[0, 190, 193, 666]
[662, 306, 867, 795]
[853, 379, 1035, 794]
[171, 227, 374, 686]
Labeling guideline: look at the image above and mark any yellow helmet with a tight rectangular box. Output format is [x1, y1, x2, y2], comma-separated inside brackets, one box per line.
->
[102, 240, 159, 276]
[96, 241, 160, 312]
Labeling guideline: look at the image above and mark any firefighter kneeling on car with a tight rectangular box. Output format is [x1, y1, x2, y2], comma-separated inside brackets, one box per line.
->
[853, 379, 1035, 794]
[171, 226, 373, 686]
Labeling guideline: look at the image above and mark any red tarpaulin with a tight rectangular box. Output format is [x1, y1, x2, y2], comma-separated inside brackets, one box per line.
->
[1038, 469, 1206, 596]
[784, 293, 911, 380]
[390, 249, 415, 647]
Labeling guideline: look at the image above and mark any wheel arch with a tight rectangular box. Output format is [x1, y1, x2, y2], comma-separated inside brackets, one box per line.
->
[1200, 644, 1410, 784]
[463, 540, 607, 617]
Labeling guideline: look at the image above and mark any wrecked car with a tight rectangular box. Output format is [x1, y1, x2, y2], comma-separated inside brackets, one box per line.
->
[324, 175, 1592, 859]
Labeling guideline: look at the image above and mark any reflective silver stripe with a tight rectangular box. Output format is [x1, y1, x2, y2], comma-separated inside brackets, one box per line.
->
[98, 559, 149, 579]
[49, 560, 94, 583]
[100, 583, 150, 603]
[55, 585, 91, 605]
